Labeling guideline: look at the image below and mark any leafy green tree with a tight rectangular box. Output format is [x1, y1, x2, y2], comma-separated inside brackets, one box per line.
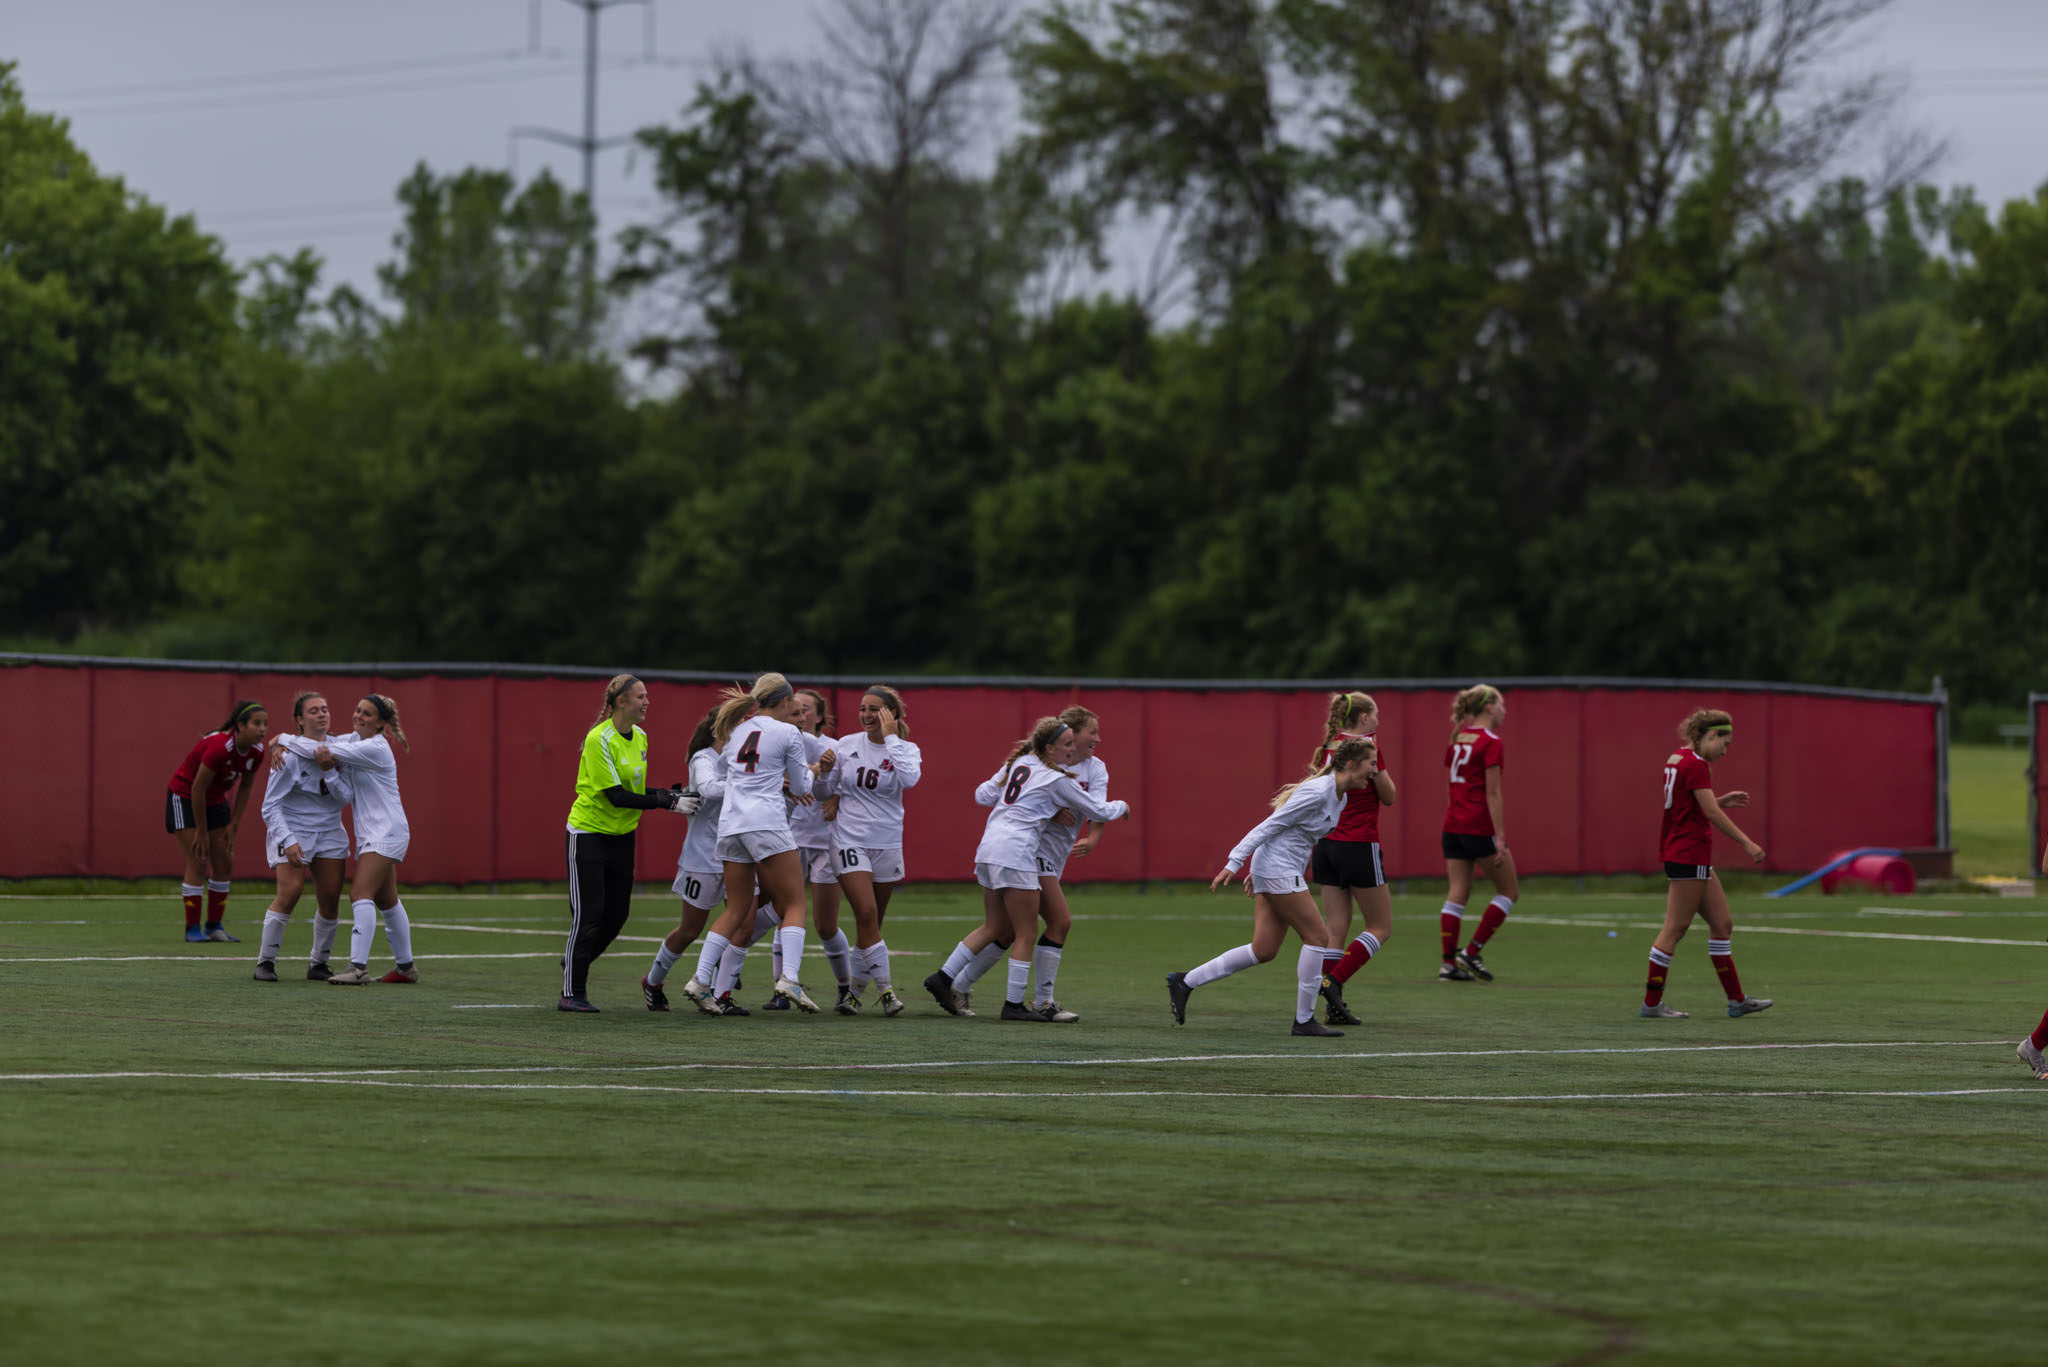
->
[0, 64, 238, 638]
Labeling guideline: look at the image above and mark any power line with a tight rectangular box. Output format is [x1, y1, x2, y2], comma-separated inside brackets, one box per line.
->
[51, 55, 703, 120]
[30, 49, 539, 102]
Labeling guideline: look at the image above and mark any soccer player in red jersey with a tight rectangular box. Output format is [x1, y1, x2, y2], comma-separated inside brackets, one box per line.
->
[1639, 709, 1771, 1019]
[1307, 692, 1397, 1026]
[2019, 842, 2048, 1079]
[164, 700, 269, 943]
[1439, 684, 1516, 981]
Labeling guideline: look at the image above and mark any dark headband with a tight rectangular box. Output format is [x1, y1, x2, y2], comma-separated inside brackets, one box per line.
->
[368, 694, 395, 723]
[758, 682, 794, 707]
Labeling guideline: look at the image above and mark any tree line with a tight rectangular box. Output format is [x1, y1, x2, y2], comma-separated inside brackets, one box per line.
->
[2, 0, 2043, 715]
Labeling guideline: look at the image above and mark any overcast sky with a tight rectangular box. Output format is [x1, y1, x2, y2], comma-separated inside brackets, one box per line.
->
[10, 0, 2048, 308]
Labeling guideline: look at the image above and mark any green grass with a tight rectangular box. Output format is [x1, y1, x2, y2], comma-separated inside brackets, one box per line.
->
[4, 883, 2047, 1366]
[1949, 741, 2036, 879]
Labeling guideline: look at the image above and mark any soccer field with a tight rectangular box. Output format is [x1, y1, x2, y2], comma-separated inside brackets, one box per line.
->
[4, 885, 2045, 1366]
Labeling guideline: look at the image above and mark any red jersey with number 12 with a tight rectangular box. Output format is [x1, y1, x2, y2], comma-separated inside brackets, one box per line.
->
[1442, 728, 1503, 835]
[1319, 735, 1386, 842]
[1660, 748, 1714, 863]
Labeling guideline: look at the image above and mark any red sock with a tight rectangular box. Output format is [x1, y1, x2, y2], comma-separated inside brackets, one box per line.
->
[182, 888, 201, 929]
[1330, 935, 1376, 986]
[2030, 1010, 2048, 1051]
[206, 884, 228, 926]
[1645, 949, 1672, 1007]
[1438, 905, 1464, 961]
[1710, 953, 1744, 1001]
[1466, 903, 1509, 954]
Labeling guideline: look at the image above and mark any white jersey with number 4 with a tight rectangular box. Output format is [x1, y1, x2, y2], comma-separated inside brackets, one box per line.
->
[717, 714, 812, 838]
[974, 756, 1127, 872]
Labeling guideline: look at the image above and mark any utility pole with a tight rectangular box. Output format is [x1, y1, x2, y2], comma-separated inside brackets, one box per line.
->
[510, 0, 655, 338]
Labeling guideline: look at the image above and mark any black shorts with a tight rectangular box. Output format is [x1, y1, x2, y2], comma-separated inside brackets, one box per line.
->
[165, 791, 231, 835]
[1665, 862, 1713, 881]
[1311, 838, 1386, 889]
[1441, 832, 1498, 862]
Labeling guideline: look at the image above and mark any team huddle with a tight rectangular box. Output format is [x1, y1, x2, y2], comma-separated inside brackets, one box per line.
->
[158, 675, 2048, 1075]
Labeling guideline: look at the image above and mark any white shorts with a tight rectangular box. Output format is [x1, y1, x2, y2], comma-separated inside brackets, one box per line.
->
[268, 829, 351, 867]
[975, 862, 1039, 892]
[832, 844, 906, 884]
[358, 838, 409, 863]
[801, 846, 834, 884]
[671, 868, 723, 912]
[716, 829, 797, 864]
[1248, 855, 1308, 896]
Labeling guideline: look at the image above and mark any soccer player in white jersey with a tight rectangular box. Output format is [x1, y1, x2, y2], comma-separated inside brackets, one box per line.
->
[763, 688, 857, 1012]
[692, 673, 834, 1013]
[933, 716, 1129, 1022]
[253, 691, 354, 982]
[644, 707, 727, 1011]
[276, 694, 417, 987]
[1167, 737, 1379, 1038]
[823, 685, 922, 1017]
[936, 704, 1107, 1021]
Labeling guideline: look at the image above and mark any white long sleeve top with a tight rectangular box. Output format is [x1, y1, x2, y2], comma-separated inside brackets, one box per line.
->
[260, 741, 353, 852]
[973, 756, 1127, 871]
[716, 714, 812, 838]
[1223, 775, 1346, 878]
[825, 731, 922, 849]
[677, 747, 728, 875]
[278, 731, 408, 847]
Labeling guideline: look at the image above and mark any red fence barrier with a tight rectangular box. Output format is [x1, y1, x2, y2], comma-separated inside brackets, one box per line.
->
[0, 657, 1947, 885]
[2032, 694, 2046, 876]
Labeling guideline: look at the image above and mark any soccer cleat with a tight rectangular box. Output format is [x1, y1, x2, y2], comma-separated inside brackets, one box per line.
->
[2016, 1038, 2048, 1080]
[1000, 1000, 1051, 1022]
[710, 993, 750, 1017]
[1292, 1017, 1345, 1038]
[1039, 1001, 1080, 1023]
[923, 970, 962, 1016]
[184, 926, 210, 943]
[1320, 974, 1362, 1026]
[878, 988, 907, 1017]
[205, 925, 240, 943]
[1639, 1002, 1690, 1019]
[640, 976, 669, 1012]
[1455, 949, 1492, 981]
[1438, 961, 1474, 982]
[378, 965, 418, 984]
[955, 990, 975, 1018]
[774, 978, 821, 1014]
[1166, 971, 1192, 1025]
[1726, 996, 1773, 1018]
[680, 976, 713, 1007]
[761, 994, 792, 1011]
[305, 962, 333, 982]
[252, 961, 278, 982]
[835, 986, 862, 1016]
[328, 964, 371, 986]
[557, 995, 599, 1013]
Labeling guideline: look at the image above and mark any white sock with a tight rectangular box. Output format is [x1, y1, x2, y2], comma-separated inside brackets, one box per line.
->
[1296, 946, 1324, 1023]
[941, 941, 974, 977]
[649, 943, 681, 985]
[753, 906, 782, 976]
[258, 911, 289, 964]
[777, 926, 806, 983]
[1005, 956, 1030, 1005]
[348, 899, 376, 966]
[310, 913, 338, 966]
[1185, 944, 1260, 989]
[821, 929, 851, 988]
[1489, 893, 1515, 917]
[713, 944, 748, 996]
[957, 940, 1007, 991]
[693, 933, 729, 986]
[867, 940, 893, 989]
[1031, 939, 1064, 1006]
[380, 900, 413, 965]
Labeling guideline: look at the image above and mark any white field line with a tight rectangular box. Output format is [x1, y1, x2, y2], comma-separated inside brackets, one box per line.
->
[0, 952, 571, 964]
[1858, 907, 1964, 917]
[0, 1039, 2014, 1085]
[450, 1004, 549, 1010]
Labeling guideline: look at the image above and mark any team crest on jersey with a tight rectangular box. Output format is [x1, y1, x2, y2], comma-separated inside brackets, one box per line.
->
[880, 759, 894, 772]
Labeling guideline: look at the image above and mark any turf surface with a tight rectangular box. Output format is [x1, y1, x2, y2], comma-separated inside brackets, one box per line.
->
[4, 884, 2046, 1366]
